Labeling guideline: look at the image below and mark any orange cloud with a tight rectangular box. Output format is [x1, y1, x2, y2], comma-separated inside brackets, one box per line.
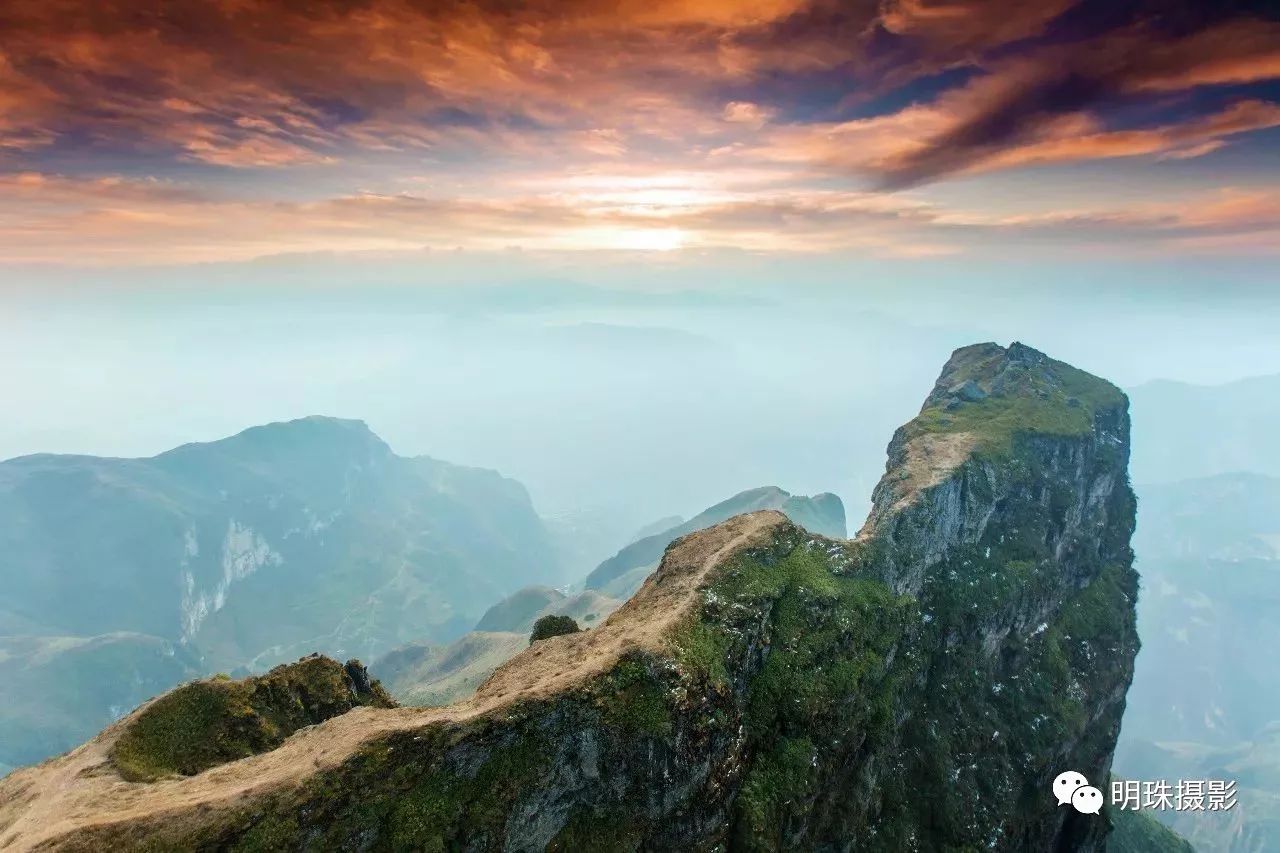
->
[722, 101, 777, 128]
[860, 16, 1280, 186]
[0, 0, 846, 167]
[3, 170, 1278, 265]
[756, 95, 1280, 186]
[744, 11, 1280, 189]
[2, 0, 1279, 277]
[974, 100, 1280, 172]
[1122, 19, 1280, 92]
[879, 0, 1077, 51]
[1, 0, 1276, 182]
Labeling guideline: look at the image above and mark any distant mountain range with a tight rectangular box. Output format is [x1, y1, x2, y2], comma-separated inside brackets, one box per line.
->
[474, 585, 618, 634]
[1134, 472, 1280, 563]
[1125, 473, 1280, 745]
[583, 486, 845, 596]
[0, 633, 202, 771]
[0, 417, 558, 772]
[375, 486, 847, 707]
[373, 631, 529, 708]
[1117, 471, 1280, 852]
[1128, 372, 1280, 484]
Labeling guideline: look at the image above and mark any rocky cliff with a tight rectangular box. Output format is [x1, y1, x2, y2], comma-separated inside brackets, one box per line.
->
[0, 342, 1140, 852]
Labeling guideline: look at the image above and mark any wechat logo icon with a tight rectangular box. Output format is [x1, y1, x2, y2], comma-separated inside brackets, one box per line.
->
[1054, 771, 1103, 814]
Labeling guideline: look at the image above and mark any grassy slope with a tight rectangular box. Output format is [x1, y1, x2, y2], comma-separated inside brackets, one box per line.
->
[111, 655, 394, 781]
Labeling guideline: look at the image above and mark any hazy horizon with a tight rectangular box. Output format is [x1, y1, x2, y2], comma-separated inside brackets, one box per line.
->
[7, 251, 1280, 532]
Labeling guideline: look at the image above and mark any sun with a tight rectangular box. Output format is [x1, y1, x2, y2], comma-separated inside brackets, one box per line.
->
[617, 227, 687, 252]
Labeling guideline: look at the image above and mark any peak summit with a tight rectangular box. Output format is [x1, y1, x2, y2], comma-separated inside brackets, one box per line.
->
[159, 416, 390, 462]
[861, 342, 1130, 582]
[925, 341, 1123, 413]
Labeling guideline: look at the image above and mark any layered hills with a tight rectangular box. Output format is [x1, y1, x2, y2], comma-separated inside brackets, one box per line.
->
[1128, 373, 1280, 484]
[1116, 471, 1280, 851]
[373, 631, 530, 708]
[378, 488, 847, 707]
[0, 417, 557, 772]
[583, 485, 845, 597]
[0, 343, 1142, 851]
[0, 634, 202, 773]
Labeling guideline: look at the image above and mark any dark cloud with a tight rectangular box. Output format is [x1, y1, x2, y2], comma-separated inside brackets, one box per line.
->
[873, 8, 1280, 187]
[0, 0, 1276, 187]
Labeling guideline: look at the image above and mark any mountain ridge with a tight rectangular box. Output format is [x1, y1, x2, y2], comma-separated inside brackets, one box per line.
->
[583, 485, 845, 594]
[378, 485, 854, 708]
[0, 342, 1142, 851]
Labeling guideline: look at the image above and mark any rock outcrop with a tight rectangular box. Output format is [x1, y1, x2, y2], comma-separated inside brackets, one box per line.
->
[0, 342, 1140, 852]
[110, 656, 395, 782]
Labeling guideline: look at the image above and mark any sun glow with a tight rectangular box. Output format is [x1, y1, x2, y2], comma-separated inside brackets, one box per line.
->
[606, 226, 688, 251]
[557, 225, 689, 252]
[531, 170, 747, 213]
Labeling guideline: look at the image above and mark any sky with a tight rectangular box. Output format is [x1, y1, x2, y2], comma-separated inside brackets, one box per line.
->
[1, 0, 1278, 262]
[3, 0, 1280, 533]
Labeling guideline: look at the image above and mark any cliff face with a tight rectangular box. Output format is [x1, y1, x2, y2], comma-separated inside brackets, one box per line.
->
[0, 343, 1139, 852]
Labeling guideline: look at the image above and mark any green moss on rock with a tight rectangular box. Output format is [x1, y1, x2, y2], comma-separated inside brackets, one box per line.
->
[549, 807, 645, 852]
[111, 655, 395, 781]
[386, 730, 548, 851]
[597, 654, 674, 739]
[907, 342, 1127, 457]
[176, 715, 554, 852]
